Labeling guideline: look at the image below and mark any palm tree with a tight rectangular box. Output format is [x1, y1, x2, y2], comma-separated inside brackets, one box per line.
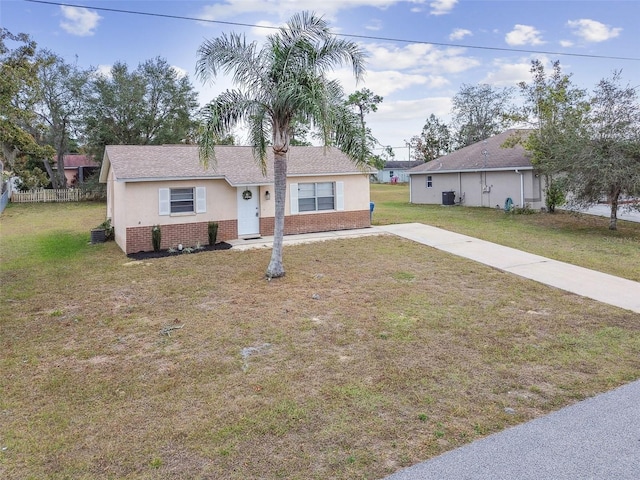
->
[196, 12, 367, 278]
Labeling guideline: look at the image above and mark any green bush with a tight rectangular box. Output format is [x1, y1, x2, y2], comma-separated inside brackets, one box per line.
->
[208, 222, 218, 246]
[152, 225, 161, 252]
[97, 218, 114, 240]
[545, 178, 566, 213]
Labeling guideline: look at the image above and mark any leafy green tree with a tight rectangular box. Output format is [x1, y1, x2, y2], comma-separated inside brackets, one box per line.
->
[568, 72, 640, 230]
[34, 50, 93, 188]
[84, 57, 199, 159]
[517, 60, 589, 212]
[345, 88, 390, 169]
[407, 114, 453, 162]
[196, 12, 366, 278]
[0, 29, 54, 179]
[452, 84, 518, 147]
[346, 88, 382, 127]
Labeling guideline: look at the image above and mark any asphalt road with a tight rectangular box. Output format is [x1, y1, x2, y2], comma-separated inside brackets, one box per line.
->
[384, 380, 640, 480]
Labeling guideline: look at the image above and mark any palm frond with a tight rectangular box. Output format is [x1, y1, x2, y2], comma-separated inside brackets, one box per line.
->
[197, 90, 261, 167]
[247, 109, 270, 175]
[196, 32, 264, 90]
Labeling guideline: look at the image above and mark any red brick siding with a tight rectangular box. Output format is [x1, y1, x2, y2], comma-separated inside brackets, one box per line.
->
[125, 219, 237, 254]
[125, 211, 369, 253]
[261, 210, 370, 236]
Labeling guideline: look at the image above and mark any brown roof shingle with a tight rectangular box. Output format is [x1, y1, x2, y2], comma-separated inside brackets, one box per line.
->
[102, 145, 370, 186]
[409, 129, 533, 174]
[55, 154, 99, 168]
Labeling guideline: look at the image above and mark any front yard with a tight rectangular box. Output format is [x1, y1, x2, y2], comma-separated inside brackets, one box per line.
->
[1, 197, 639, 479]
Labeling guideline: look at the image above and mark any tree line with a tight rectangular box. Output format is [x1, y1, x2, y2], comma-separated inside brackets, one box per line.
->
[0, 27, 390, 191]
[1, 28, 200, 190]
[2, 23, 638, 232]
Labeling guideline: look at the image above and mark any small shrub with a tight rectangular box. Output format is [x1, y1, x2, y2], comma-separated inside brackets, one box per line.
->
[208, 221, 218, 245]
[152, 225, 161, 252]
[510, 204, 536, 215]
[96, 218, 114, 240]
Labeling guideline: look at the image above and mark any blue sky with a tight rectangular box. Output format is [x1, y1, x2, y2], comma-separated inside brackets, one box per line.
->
[4, 0, 639, 159]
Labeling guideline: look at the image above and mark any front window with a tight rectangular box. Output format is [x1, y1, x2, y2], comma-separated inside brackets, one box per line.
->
[426, 175, 433, 188]
[171, 188, 194, 213]
[298, 182, 334, 212]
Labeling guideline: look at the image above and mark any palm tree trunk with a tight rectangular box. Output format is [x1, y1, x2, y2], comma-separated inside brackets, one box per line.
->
[266, 151, 287, 278]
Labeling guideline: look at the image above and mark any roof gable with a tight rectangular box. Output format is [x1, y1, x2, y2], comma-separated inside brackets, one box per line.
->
[409, 129, 533, 174]
[100, 145, 371, 185]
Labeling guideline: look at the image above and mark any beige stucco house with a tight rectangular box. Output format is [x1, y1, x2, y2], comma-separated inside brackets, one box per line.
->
[408, 129, 544, 210]
[99, 145, 372, 254]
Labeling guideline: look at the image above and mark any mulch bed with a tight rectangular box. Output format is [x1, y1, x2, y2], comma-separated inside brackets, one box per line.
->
[127, 242, 232, 260]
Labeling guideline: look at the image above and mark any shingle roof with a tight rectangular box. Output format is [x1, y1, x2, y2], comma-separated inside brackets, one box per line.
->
[408, 129, 533, 174]
[383, 161, 424, 169]
[101, 145, 371, 186]
[55, 154, 99, 168]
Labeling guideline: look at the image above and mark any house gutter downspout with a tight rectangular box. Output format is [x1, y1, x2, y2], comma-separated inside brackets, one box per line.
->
[515, 169, 524, 207]
[409, 174, 412, 203]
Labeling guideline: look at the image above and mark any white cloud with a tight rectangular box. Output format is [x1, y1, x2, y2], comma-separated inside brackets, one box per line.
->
[559, 39, 574, 48]
[59, 6, 101, 37]
[567, 19, 622, 43]
[505, 24, 544, 46]
[364, 43, 479, 74]
[171, 66, 188, 79]
[251, 20, 280, 37]
[366, 19, 383, 31]
[430, 0, 458, 16]
[480, 60, 533, 87]
[449, 28, 472, 41]
[198, 0, 429, 21]
[366, 71, 449, 96]
[95, 64, 112, 79]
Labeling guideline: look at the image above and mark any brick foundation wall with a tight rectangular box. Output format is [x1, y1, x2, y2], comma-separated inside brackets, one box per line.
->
[125, 219, 237, 254]
[124, 211, 369, 253]
[261, 210, 370, 236]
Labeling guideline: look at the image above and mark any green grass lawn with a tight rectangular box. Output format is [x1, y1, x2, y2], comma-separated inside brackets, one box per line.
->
[1, 198, 639, 479]
[371, 183, 640, 281]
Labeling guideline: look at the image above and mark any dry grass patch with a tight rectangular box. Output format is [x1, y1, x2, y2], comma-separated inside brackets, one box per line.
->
[1, 202, 639, 479]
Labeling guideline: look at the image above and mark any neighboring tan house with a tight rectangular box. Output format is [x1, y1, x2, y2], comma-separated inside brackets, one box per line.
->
[377, 161, 423, 183]
[54, 154, 100, 186]
[408, 129, 544, 209]
[99, 145, 373, 254]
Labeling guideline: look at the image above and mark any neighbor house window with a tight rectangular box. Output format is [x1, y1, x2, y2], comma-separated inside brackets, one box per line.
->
[159, 187, 206, 216]
[426, 175, 433, 188]
[298, 182, 335, 212]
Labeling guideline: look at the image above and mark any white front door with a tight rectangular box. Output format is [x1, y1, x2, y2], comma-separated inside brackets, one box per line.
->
[237, 186, 260, 237]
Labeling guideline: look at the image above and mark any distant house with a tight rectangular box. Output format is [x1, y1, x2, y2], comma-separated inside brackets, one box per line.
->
[99, 145, 373, 254]
[408, 129, 544, 209]
[377, 161, 423, 183]
[54, 154, 100, 186]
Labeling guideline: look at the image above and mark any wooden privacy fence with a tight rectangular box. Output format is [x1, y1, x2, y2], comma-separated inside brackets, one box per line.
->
[11, 188, 105, 203]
